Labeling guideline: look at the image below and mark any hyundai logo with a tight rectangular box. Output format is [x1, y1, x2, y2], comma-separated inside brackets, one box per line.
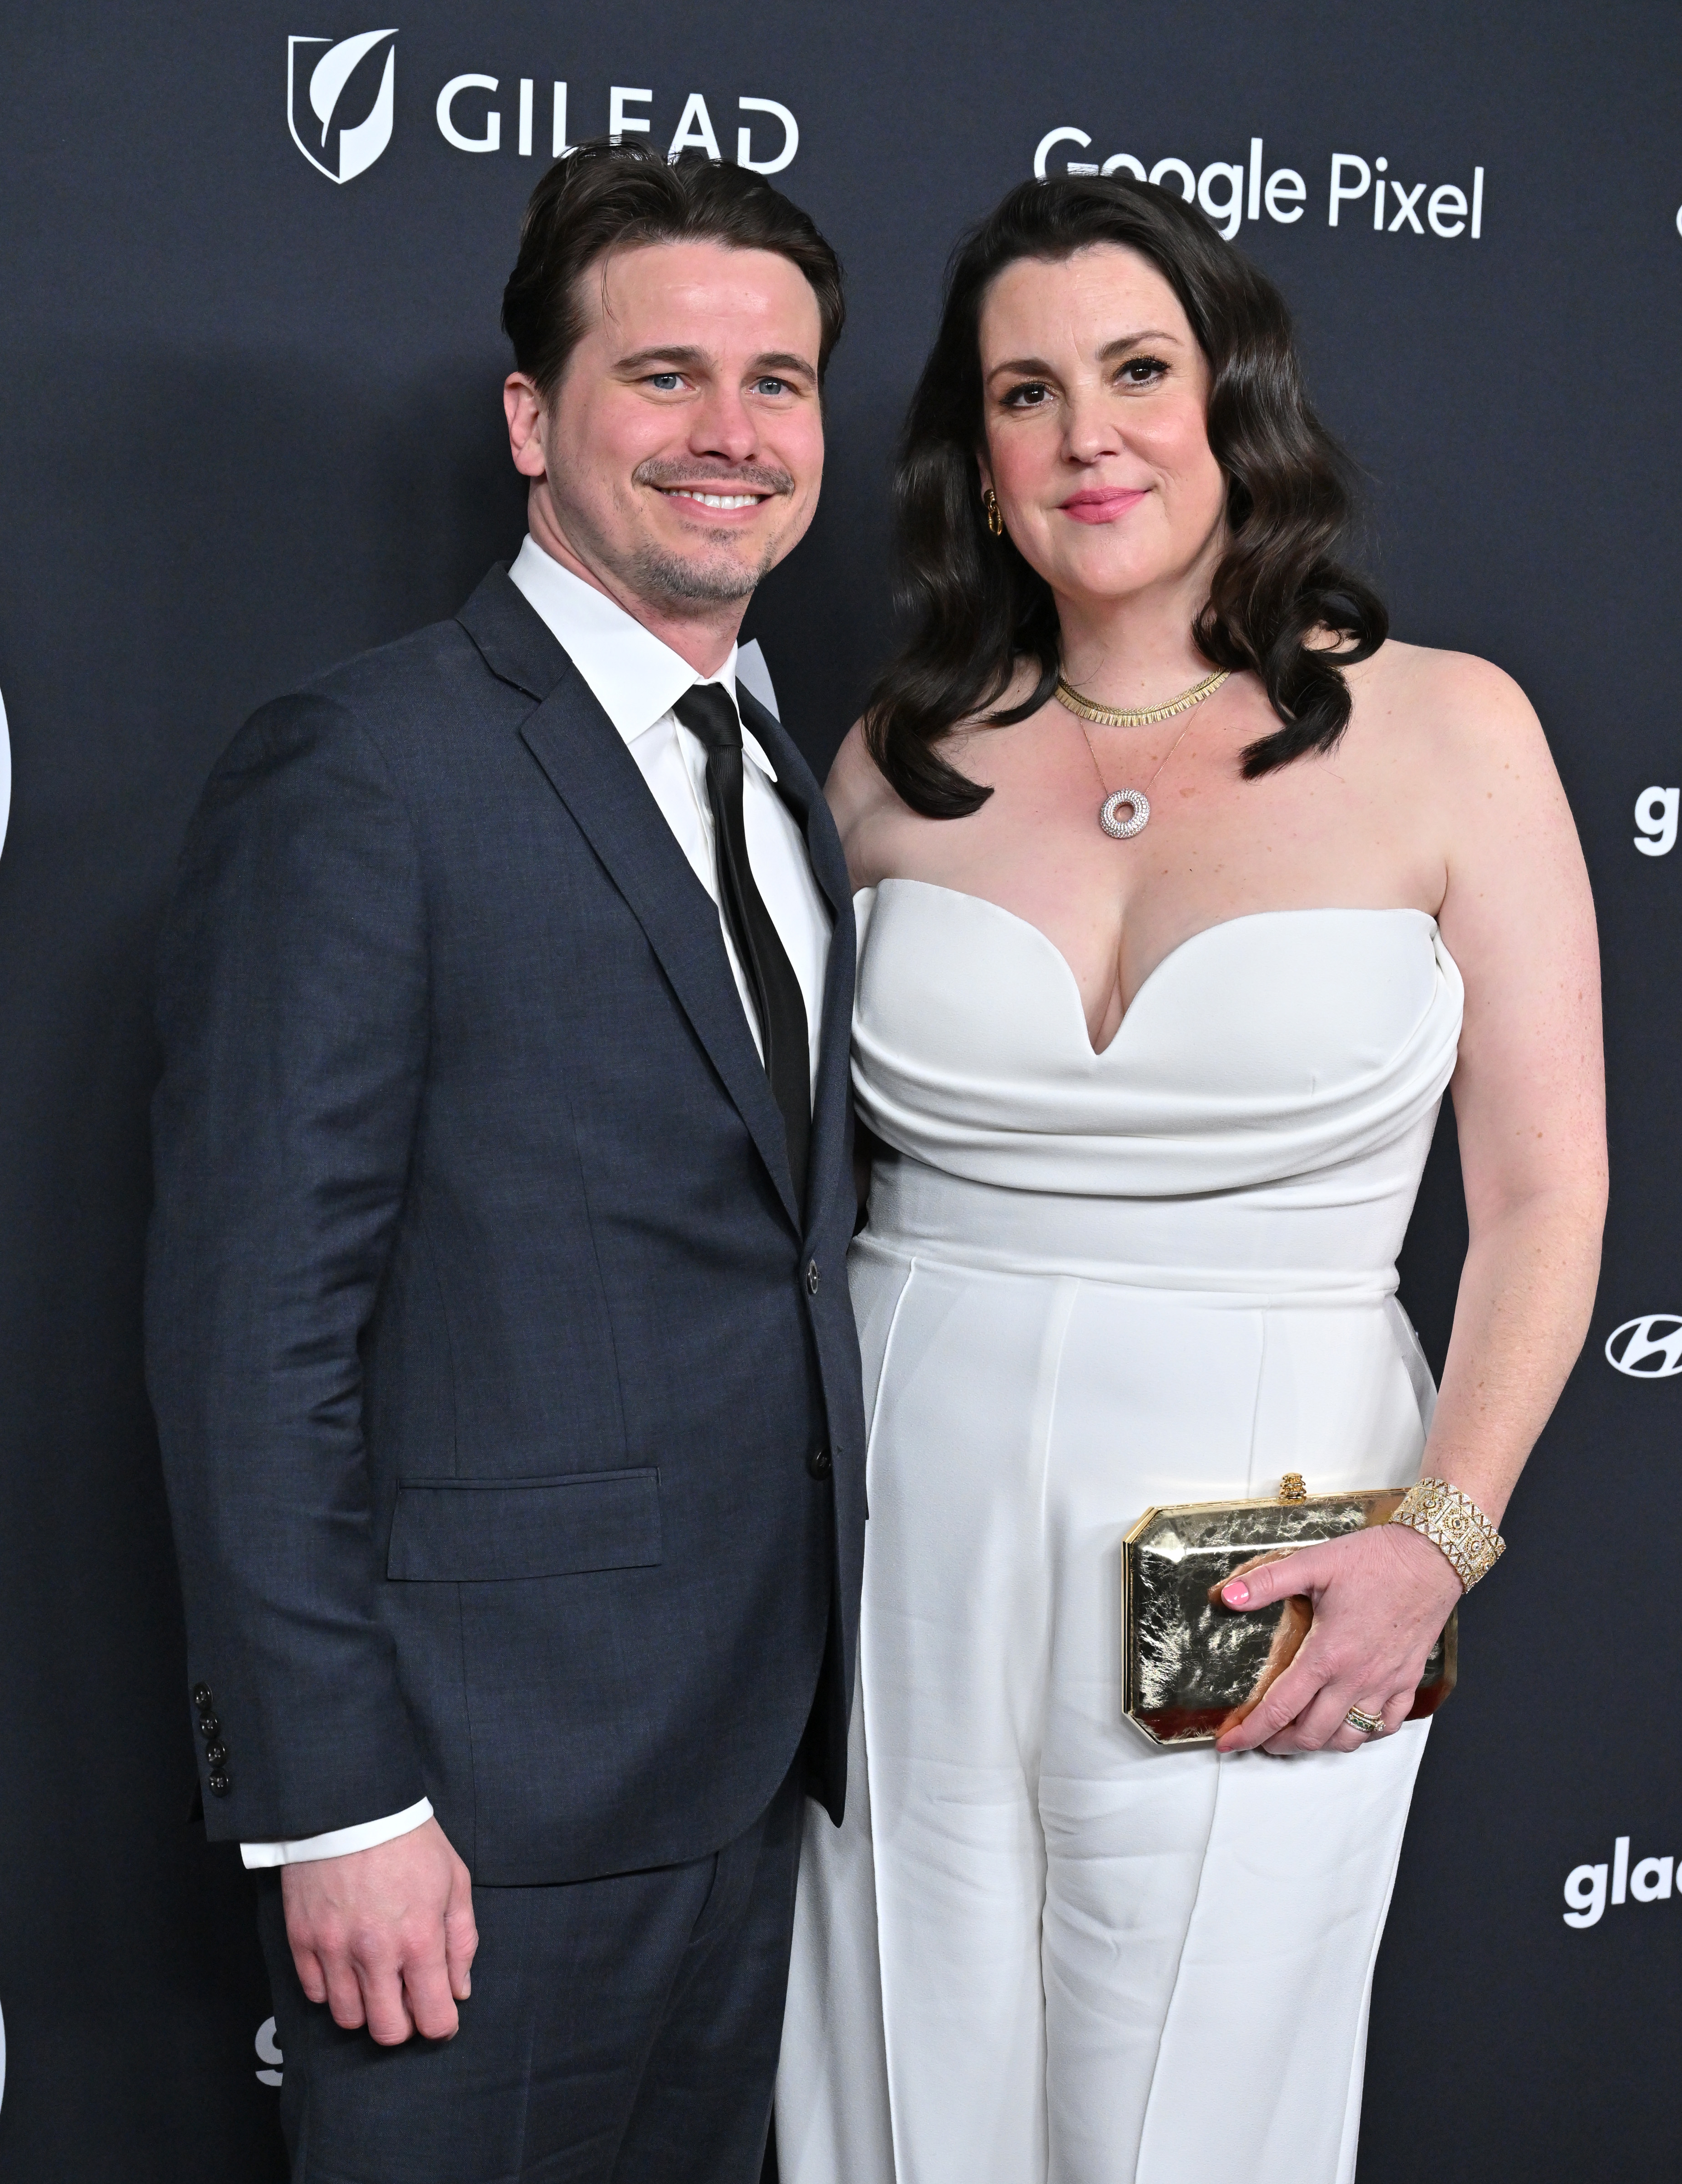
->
[1605, 1316, 1682, 1378]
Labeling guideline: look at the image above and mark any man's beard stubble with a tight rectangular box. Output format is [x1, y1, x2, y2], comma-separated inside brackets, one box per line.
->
[625, 538, 772, 606]
[623, 455, 796, 607]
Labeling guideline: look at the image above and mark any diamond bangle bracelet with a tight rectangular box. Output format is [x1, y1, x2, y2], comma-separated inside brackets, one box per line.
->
[1388, 1477, 1505, 1592]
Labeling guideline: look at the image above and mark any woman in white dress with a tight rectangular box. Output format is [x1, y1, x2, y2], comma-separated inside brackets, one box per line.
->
[775, 176, 1605, 2183]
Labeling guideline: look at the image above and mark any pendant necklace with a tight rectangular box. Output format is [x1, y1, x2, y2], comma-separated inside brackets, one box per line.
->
[1054, 667, 1229, 839]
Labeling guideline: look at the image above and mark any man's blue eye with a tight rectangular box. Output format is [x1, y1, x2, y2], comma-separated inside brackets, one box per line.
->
[650, 374, 681, 391]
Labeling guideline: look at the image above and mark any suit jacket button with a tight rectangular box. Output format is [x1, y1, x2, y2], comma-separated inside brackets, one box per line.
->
[806, 1260, 821, 1295]
[205, 1744, 228, 1767]
[198, 1714, 220, 1742]
[192, 1684, 214, 1709]
[806, 1445, 832, 1480]
[208, 1774, 232, 1797]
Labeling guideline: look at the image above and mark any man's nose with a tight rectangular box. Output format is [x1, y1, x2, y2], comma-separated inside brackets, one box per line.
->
[685, 386, 759, 465]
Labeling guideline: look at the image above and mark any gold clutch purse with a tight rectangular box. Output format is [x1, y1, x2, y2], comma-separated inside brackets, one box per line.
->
[1122, 1475, 1458, 1746]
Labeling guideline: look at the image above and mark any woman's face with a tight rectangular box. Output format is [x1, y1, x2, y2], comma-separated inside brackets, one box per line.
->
[976, 244, 1227, 612]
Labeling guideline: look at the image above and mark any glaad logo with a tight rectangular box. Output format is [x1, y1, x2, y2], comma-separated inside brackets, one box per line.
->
[256, 2015, 283, 2086]
[1564, 1835, 1676, 1927]
[1634, 785, 1678, 856]
[1605, 1317, 1682, 1377]
[288, 29, 398, 183]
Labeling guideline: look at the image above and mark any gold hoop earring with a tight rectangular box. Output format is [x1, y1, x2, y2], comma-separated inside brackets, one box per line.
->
[983, 487, 1004, 539]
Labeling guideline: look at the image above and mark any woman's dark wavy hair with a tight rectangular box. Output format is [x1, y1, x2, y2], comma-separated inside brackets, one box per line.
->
[865, 174, 1386, 817]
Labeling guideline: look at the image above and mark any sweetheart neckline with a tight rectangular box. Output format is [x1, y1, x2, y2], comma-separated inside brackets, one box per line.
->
[858, 880, 1444, 1062]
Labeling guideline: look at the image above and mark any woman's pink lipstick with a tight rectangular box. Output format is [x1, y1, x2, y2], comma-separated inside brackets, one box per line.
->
[1060, 486, 1148, 525]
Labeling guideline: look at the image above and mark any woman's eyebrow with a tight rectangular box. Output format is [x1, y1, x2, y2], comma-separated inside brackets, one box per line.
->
[985, 329, 1183, 383]
[985, 354, 1057, 382]
[1096, 329, 1180, 359]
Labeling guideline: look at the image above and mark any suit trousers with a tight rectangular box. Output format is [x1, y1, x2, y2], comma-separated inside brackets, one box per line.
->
[257, 1771, 804, 2184]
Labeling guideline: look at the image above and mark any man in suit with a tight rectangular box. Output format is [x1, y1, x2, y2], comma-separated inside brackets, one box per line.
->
[147, 142, 864, 2183]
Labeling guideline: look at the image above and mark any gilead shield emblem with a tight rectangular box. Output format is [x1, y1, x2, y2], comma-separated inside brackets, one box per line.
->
[287, 30, 398, 184]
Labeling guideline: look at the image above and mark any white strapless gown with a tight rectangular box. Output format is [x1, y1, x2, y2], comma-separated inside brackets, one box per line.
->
[775, 881, 1464, 2184]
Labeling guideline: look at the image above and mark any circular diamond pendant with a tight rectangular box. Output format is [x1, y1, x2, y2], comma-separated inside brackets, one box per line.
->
[1099, 789, 1150, 840]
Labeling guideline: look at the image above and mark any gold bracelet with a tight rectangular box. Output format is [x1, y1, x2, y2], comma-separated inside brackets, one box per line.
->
[1388, 1477, 1505, 1592]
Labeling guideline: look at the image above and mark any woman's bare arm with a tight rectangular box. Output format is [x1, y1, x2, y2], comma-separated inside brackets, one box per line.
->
[1219, 653, 1606, 1755]
[1424, 655, 1606, 1522]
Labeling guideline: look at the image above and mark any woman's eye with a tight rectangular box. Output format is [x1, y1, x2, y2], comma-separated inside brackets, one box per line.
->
[1003, 382, 1053, 410]
[1118, 356, 1168, 387]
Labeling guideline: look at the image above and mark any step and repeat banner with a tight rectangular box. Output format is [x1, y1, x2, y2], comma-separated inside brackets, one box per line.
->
[1, 3, 1679, 2176]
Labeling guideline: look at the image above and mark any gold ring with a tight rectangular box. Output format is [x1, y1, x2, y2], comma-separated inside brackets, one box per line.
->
[1344, 1706, 1385, 1736]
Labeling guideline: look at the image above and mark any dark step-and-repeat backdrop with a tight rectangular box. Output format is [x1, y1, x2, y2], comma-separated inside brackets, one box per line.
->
[1, 5, 1678, 2177]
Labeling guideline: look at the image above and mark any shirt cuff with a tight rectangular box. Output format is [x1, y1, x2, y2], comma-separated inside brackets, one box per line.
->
[240, 1797, 434, 1869]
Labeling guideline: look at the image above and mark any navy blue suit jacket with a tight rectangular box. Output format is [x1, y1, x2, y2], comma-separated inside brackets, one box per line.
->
[147, 566, 866, 1884]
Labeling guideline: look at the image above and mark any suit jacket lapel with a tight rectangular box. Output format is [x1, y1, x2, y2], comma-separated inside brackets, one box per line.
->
[459, 569, 803, 1230]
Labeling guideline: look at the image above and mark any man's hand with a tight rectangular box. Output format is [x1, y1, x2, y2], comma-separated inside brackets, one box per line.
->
[281, 1817, 476, 2045]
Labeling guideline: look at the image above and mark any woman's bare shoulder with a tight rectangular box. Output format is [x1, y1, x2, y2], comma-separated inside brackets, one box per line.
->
[1345, 638, 1550, 775]
[1343, 638, 1582, 908]
[825, 721, 910, 886]
[826, 719, 892, 829]
[1348, 637, 1533, 725]
[825, 669, 1035, 885]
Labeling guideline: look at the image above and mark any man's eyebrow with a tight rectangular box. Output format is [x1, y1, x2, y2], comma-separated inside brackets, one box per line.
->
[612, 344, 818, 383]
[614, 344, 711, 373]
[747, 351, 817, 382]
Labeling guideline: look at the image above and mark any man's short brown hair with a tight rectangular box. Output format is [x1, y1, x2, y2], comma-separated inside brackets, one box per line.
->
[502, 140, 846, 396]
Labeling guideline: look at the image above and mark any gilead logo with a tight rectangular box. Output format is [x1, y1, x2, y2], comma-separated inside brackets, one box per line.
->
[283, 39, 799, 182]
[287, 30, 399, 183]
[435, 81, 797, 173]
[1564, 1836, 1676, 1927]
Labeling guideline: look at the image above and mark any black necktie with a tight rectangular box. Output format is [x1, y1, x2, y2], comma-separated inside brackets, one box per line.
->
[673, 683, 811, 1205]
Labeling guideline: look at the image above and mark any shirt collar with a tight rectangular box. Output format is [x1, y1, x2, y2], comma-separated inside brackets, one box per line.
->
[508, 535, 777, 780]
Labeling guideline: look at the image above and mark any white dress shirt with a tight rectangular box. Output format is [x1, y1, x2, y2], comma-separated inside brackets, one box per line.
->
[241, 536, 833, 1868]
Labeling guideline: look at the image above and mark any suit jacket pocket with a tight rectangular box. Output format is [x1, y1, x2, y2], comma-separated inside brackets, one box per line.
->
[386, 1468, 661, 1582]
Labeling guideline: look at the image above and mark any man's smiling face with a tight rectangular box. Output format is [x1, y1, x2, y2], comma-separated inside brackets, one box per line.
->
[509, 238, 826, 617]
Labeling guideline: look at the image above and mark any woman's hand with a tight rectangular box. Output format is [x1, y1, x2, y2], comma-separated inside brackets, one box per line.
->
[1213, 1522, 1462, 1755]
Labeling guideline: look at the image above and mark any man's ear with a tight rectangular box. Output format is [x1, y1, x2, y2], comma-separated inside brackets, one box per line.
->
[504, 374, 549, 480]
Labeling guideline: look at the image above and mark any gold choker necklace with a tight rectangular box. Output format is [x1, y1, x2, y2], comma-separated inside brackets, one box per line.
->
[1054, 667, 1230, 729]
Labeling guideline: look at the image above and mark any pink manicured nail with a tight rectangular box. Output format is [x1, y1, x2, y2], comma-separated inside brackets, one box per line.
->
[1222, 1580, 1249, 1606]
